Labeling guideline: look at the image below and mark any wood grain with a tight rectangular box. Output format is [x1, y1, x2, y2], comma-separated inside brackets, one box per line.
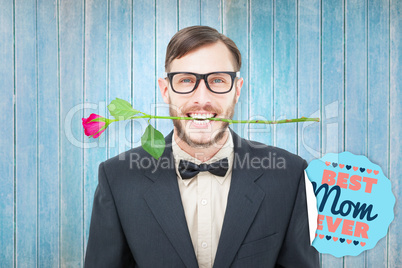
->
[0, 1, 400, 267]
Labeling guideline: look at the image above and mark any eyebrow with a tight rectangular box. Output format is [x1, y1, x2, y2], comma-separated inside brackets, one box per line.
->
[164, 71, 240, 77]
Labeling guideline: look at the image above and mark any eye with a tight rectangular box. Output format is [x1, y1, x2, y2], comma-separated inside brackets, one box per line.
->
[208, 73, 230, 85]
[176, 75, 196, 83]
[211, 78, 224, 83]
[181, 78, 193, 83]
[209, 77, 227, 84]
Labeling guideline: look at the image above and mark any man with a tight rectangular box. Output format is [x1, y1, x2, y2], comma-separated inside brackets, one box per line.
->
[85, 26, 319, 268]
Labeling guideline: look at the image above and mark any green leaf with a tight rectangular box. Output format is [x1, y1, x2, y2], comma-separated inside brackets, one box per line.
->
[141, 124, 166, 160]
[108, 98, 141, 120]
[89, 117, 109, 123]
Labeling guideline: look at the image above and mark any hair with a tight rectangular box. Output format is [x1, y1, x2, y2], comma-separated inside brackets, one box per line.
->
[165, 26, 241, 72]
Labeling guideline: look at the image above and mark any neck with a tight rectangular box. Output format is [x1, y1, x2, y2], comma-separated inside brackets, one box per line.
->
[173, 129, 230, 162]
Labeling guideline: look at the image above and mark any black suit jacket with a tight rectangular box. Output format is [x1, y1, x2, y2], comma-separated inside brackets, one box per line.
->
[85, 129, 319, 268]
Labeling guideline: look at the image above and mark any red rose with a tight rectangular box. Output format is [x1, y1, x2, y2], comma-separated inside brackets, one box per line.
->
[82, 113, 108, 138]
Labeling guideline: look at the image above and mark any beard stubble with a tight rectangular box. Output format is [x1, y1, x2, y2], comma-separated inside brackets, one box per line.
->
[169, 95, 237, 148]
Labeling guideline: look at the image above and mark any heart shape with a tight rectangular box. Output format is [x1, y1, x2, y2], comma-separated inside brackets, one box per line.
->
[374, 170, 379, 175]
[332, 162, 338, 168]
[353, 166, 358, 171]
[339, 164, 345, 169]
[315, 233, 317, 237]
[346, 165, 351, 170]
[325, 161, 331, 166]
[347, 239, 352, 244]
[326, 235, 332, 240]
[360, 167, 365, 173]
[367, 169, 372, 174]
[333, 237, 338, 242]
[360, 242, 366, 246]
[353, 240, 359, 245]
[339, 238, 345, 243]
[319, 234, 324, 239]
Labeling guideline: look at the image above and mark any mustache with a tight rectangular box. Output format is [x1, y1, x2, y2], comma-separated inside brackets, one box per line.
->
[181, 104, 223, 114]
[179, 104, 223, 115]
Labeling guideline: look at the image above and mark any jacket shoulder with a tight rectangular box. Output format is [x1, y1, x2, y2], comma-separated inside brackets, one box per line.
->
[99, 145, 153, 186]
[103, 145, 146, 169]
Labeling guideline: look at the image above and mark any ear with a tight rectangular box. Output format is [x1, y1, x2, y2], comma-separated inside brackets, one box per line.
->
[158, 78, 170, 104]
[234, 77, 243, 103]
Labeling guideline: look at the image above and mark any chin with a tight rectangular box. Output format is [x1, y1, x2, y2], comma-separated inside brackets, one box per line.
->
[184, 127, 228, 148]
[188, 135, 213, 146]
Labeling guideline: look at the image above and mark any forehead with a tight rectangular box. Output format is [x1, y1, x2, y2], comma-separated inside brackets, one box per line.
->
[169, 41, 236, 73]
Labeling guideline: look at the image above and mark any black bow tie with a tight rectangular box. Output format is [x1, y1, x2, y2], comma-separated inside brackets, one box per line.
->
[178, 158, 229, 180]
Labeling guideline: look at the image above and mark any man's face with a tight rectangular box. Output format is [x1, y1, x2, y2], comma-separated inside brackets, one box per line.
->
[158, 41, 243, 148]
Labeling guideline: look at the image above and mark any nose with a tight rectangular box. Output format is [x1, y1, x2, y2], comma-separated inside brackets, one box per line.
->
[191, 78, 212, 104]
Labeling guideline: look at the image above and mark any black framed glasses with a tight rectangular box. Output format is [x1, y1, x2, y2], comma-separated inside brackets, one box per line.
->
[166, 71, 240, 94]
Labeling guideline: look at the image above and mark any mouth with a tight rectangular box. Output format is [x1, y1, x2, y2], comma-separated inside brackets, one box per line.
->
[186, 112, 217, 126]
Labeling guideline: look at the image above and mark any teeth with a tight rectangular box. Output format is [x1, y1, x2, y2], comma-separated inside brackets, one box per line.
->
[193, 120, 208, 125]
[189, 113, 214, 119]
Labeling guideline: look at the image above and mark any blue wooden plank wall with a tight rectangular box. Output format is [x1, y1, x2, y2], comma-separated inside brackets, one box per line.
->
[0, 0, 401, 267]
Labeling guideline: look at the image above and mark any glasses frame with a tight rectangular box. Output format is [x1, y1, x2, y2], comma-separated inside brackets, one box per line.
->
[165, 71, 240, 94]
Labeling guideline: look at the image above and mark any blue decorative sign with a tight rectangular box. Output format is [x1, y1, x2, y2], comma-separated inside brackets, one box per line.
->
[306, 152, 395, 257]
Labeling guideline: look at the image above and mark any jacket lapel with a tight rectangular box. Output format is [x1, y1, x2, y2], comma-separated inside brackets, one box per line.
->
[213, 129, 266, 268]
[142, 131, 198, 268]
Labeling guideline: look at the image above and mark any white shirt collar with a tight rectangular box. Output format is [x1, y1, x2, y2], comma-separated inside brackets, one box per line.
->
[172, 130, 234, 185]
